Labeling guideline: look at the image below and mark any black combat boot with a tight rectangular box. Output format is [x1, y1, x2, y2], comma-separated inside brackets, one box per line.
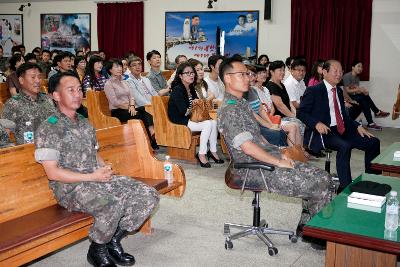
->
[106, 227, 136, 266]
[87, 242, 117, 267]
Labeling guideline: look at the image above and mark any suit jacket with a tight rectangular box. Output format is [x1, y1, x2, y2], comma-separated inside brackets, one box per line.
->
[168, 83, 198, 125]
[297, 81, 359, 152]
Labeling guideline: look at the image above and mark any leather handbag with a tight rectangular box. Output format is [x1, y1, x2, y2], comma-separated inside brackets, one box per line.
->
[280, 131, 308, 163]
[190, 99, 212, 122]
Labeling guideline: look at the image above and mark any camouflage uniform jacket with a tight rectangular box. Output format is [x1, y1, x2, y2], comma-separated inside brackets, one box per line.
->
[217, 92, 282, 161]
[1, 90, 56, 144]
[34, 110, 98, 202]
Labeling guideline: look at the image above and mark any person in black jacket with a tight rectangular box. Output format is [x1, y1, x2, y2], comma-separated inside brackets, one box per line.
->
[168, 62, 223, 168]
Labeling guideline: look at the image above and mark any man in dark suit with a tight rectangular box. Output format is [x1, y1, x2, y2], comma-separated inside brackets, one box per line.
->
[297, 60, 380, 190]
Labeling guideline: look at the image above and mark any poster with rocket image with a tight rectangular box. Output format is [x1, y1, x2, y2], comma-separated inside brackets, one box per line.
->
[165, 11, 259, 70]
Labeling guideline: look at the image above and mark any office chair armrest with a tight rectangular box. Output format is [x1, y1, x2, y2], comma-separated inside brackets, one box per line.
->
[233, 162, 275, 172]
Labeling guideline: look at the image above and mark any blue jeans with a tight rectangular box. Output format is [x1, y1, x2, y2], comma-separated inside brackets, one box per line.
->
[259, 125, 288, 147]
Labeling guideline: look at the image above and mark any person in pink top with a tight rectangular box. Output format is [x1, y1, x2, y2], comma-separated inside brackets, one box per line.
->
[308, 59, 324, 87]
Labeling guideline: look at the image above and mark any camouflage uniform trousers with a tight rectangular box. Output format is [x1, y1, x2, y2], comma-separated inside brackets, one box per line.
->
[58, 175, 160, 244]
[241, 161, 333, 225]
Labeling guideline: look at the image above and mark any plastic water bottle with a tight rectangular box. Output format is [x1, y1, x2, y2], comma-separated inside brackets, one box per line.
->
[23, 121, 34, 144]
[164, 155, 173, 185]
[385, 191, 399, 231]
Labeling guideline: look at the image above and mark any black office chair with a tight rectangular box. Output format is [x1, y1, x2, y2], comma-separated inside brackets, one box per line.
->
[223, 140, 297, 256]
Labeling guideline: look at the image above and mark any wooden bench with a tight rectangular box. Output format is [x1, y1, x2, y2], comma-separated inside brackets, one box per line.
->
[151, 95, 199, 163]
[0, 120, 186, 266]
[141, 70, 174, 82]
[86, 90, 121, 129]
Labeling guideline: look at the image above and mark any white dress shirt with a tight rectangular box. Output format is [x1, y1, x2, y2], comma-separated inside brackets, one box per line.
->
[323, 80, 344, 127]
[283, 74, 306, 104]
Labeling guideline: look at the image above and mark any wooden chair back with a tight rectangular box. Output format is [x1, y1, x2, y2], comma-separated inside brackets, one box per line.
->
[140, 70, 173, 81]
[86, 90, 121, 129]
[0, 144, 57, 224]
[152, 96, 193, 149]
[0, 82, 11, 106]
[40, 79, 48, 93]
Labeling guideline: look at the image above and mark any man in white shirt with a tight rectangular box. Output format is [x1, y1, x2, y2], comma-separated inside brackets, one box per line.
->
[204, 55, 225, 102]
[284, 58, 307, 109]
[126, 56, 158, 107]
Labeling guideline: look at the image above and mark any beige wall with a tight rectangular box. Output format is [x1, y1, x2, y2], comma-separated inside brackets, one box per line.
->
[0, 0, 399, 127]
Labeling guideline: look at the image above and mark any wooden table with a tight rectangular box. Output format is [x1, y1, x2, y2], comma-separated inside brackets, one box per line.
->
[304, 174, 400, 267]
[371, 142, 400, 177]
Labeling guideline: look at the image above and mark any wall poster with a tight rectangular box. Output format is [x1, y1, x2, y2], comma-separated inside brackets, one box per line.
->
[165, 11, 259, 70]
[0, 14, 23, 57]
[41, 13, 91, 53]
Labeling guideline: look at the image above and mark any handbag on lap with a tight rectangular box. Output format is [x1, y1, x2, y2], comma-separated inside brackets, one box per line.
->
[190, 99, 212, 122]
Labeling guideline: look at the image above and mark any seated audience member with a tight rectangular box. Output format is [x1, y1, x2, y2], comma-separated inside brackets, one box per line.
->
[18, 45, 26, 56]
[167, 55, 188, 86]
[284, 58, 307, 109]
[24, 53, 38, 64]
[38, 49, 52, 78]
[342, 59, 389, 130]
[308, 59, 324, 87]
[204, 55, 225, 103]
[121, 57, 130, 80]
[0, 45, 8, 73]
[98, 49, 106, 60]
[297, 60, 381, 191]
[75, 49, 84, 57]
[11, 45, 22, 55]
[283, 56, 293, 81]
[82, 55, 107, 93]
[6, 54, 25, 95]
[32, 47, 41, 60]
[188, 58, 215, 100]
[245, 64, 287, 146]
[0, 119, 15, 148]
[146, 50, 170, 96]
[48, 52, 73, 79]
[168, 62, 223, 168]
[74, 56, 86, 82]
[104, 59, 158, 149]
[218, 56, 333, 249]
[2, 63, 56, 144]
[257, 54, 270, 67]
[267, 60, 305, 138]
[126, 56, 158, 107]
[35, 71, 159, 267]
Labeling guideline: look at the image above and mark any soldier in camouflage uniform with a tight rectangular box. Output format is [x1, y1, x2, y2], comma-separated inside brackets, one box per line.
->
[1, 63, 56, 145]
[0, 119, 15, 148]
[217, 57, 333, 250]
[35, 72, 159, 267]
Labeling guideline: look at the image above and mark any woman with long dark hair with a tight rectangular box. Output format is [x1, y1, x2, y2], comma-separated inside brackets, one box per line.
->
[82, 55, 107, 92]
[308, 59, 324, 87]
[168, 62, 223, 168]
[6, 54, 25, 95]
[188, 58, 215, 100]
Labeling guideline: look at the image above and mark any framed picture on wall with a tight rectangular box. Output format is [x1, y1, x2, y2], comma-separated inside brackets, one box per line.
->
[0, 14, 23, 57]
[165, 11, 259, 70]
[40, 13, 91, 53]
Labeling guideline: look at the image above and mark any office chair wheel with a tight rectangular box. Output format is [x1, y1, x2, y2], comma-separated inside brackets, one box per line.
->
[289, 234, 298, 243]
[268, 247, 278, 256]
[225, 240, 233, 250]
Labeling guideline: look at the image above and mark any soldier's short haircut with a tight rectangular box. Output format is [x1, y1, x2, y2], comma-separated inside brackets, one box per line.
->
[48, 72, 80, 94]
[16, 62, 42, 78]
[218, 56, 243, 84]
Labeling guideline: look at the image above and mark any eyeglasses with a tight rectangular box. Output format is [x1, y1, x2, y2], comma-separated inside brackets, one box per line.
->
[182, 72, 195, 76]
[226, 71, 252, 78]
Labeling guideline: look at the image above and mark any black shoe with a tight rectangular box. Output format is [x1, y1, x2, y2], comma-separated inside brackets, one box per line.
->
[207, 151, 224, 164]
[310, 238, 327, 250]
[196, 153, 211, 168]
[107, 228, 136, 266]
[305, 148, 326, 158]
[150, 139, 159, 150]
[87, 242, 117, 267]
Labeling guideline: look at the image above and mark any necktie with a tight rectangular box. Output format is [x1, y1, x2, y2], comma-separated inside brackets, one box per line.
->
[331, 87, 345, 134]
